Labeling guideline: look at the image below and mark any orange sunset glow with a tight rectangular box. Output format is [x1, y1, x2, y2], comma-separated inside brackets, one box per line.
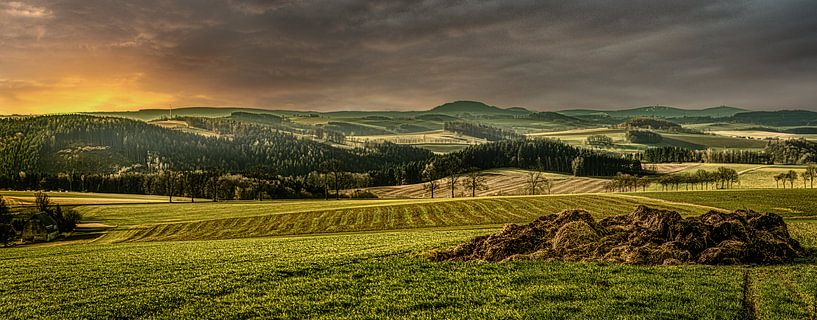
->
[2, 0, 816, 114]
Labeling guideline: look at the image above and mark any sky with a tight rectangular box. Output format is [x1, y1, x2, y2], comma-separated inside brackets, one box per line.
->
[1, 0, 816, 114]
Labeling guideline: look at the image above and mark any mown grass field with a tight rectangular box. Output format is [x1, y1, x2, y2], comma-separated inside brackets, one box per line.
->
[365, 168, 609, 198]
[80, 193, 716, 243]
[3, 189, 817, 319]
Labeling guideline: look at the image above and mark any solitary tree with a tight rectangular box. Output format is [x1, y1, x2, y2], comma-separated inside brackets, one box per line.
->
[163, 171, 180, 203]
[34, 192, 51, 212]
[525, 169, 551, 195]
[320, 159, 344, 200]
[206, 174, 220, 202]
[422, 162, 440, 198]
[441, 158, 463, 198]
[461, 169, 488, 197]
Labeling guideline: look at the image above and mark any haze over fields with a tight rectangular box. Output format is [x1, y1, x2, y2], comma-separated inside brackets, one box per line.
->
[2, 0, 817, 114]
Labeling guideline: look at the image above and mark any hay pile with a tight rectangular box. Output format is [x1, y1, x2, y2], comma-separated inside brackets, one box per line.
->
[431, 206, 803, 265]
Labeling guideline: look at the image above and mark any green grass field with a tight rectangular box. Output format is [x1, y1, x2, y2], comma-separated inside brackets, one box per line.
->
[0, 228, 756, 319]
[3, 189, 817, 319]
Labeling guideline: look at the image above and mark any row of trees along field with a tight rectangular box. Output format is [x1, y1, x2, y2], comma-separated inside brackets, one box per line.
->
[443, 122, 524, 141]
[604, 167, 740, 192]
[640, 139, 817, 164]
[640, 147, 771, 164]
[773, 166, 817, 188]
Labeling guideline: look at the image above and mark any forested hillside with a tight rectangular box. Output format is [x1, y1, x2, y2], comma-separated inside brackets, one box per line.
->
[0, 115, 643, 199]
[0, 115, 432, 177]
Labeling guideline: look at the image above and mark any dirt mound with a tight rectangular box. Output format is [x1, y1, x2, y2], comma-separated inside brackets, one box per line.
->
[430, 206, 803, 265]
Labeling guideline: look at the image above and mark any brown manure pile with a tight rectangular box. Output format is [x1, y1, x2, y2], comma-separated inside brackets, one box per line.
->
[431, 206, 803, 265]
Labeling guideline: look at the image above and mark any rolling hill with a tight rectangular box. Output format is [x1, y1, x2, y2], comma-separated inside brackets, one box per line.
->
[428, 100, 531, 115]
[731, 110, 817, 126]
[558, 105, 747, 119]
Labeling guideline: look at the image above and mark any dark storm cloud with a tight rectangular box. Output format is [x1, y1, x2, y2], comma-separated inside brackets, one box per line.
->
[2, 0, 816, 112]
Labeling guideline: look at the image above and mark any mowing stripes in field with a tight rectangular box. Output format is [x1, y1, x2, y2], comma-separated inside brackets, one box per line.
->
[93, 195, 712, 243]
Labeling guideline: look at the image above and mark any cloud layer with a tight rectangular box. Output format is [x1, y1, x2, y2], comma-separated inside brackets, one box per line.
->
[1, 0, 816, 113]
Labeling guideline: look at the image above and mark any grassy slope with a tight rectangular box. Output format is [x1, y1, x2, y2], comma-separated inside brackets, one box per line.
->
[365, 168, 609, 198]
[4, 190, 817, 318]
[0, 229, 746, 319]
[4, 219, 817, 319]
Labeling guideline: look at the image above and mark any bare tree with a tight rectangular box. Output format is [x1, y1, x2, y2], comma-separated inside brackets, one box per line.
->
[525, 170, 551, 195]
[320, 159, 344, 200]
[422, 162, 440, 198]
[442, 158, 463, 198]
[164, 171, 179, 203]
[461, 169, 488, 197]
[447, 173, 461, 198]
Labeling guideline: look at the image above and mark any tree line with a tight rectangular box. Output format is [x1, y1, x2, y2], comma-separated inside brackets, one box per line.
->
[604, 167, 740, 192]
[443, 122, 524, 141]
[639, 140, 817, 165]
[773, 165, 817, 189]
[640, 147, 771, 164]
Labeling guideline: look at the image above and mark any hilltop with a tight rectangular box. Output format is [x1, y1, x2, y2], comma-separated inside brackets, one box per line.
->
[429, 100, 531, 115]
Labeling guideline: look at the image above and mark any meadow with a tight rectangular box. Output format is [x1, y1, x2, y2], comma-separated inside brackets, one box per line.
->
[3, 186, 817, 318]
[0, 228, 754, 319]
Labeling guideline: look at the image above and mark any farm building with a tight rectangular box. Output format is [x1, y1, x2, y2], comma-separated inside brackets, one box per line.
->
[21, 213, 60, 243]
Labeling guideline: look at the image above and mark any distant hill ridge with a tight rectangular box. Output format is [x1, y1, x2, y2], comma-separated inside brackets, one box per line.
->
[84, 102, 814, 126]
[557, 105, 747, 119]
